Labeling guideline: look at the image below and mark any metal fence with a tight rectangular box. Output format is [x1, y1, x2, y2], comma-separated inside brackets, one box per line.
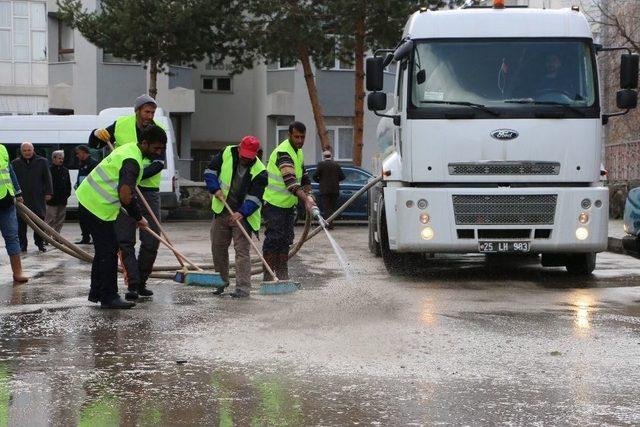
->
[605, 140, 640, 182]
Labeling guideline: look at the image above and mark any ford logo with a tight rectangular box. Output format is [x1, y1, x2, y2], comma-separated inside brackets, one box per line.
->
[491, 129, 519, 140]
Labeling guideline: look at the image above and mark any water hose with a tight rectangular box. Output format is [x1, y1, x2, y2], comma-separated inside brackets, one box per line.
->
[16, 174, 384, 278]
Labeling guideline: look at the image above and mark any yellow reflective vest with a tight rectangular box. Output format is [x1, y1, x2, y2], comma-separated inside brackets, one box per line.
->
[263, 140, 303, 208]
[211, 146, 266, 232]
[113, 114, 164, 189]
[0, 144, 14, 199]
[76, 143, 143, 221]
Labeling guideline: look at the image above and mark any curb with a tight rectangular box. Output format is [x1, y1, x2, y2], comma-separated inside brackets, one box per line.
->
[608, 236, 625, 255]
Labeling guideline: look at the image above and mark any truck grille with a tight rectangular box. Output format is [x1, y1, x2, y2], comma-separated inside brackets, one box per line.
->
[448, 162, 560, 175]
[452, 194, 557, 225]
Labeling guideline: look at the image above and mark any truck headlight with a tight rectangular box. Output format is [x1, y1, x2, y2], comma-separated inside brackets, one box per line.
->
[419, 213, 430, 224]
[421, 227, 434, 240]
[575, 227, 589, 241]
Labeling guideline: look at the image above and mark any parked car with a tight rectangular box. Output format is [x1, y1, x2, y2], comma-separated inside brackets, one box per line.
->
[296, 165, 374, 221]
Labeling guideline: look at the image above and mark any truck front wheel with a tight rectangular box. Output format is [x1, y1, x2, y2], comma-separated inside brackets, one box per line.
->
[379, 197, 418, 274]
[565, 252, 596, 275]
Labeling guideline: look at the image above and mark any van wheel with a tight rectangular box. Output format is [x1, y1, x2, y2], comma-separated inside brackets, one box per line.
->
[565, 253, 596, 275]
[379, 197, 418, 274]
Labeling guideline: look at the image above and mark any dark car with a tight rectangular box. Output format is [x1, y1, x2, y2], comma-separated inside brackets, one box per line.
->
[296, 165, 374, 221]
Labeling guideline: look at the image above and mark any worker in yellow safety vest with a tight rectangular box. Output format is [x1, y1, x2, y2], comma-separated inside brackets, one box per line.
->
[76, 125, 167, 309]
[89, 94, 165, 301]
[205, 136, 267, 297]
[0, 143, 28, 283]
[262, 121, 317, 280]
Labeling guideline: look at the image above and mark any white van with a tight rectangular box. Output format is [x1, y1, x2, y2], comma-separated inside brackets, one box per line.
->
[0, 107, 180, 210]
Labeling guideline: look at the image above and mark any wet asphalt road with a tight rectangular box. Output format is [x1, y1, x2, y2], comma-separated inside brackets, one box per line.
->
[1, 222, 640, 425]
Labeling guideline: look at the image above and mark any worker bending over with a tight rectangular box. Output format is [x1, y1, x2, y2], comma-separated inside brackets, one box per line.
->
[262, 122, 317, 280]
[89, 94, 165, 300]
[205, 136, 267, 298]
[76, 125, 167, 309]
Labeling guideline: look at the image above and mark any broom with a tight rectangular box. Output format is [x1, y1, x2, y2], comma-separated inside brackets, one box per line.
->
[223, 200, 299, 295]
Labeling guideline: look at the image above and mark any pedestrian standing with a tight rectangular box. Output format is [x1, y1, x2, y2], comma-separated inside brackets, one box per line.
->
[11, 142, 52, 253]
[45, 150, 71, 234]
[262, 122, 318, 280]
[205, 136, 267, 298]
[0, 143, 28, 283]
[313, 150, 345, 228]
[75, 125, 167, 309]
[89, 95, 165, 301]
[75, 145, 98, 245]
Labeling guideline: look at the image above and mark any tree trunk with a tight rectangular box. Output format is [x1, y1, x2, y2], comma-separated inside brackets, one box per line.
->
[352, 14, 366, 167]
[149, 58, 158, 99]
[298, 44, 330, 152]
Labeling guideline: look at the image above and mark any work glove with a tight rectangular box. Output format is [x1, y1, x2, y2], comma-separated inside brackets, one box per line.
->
[94, 128, 111, 143]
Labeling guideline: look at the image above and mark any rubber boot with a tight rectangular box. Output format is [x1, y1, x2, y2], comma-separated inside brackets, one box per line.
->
[263, 253, 278, 281]
[275, 253, 290, 281]
[10, 255, 28, 283]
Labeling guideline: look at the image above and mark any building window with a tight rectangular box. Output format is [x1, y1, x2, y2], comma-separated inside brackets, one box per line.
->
[277, 56, 296, 70]
[326, 126, 353, 161]
[322, 35, 354, 71]
[0, 1, 46, 63]
[58, 20, 74, 61]
[201, 76, 232, 93]
[276, 126, 289, 144]
[103, 51, 138, 64]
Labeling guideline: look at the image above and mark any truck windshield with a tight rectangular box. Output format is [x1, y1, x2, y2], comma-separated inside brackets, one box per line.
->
[409, 39, 597, 118]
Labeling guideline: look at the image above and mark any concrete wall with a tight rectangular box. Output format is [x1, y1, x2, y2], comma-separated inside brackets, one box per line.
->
[96, 60, 146, 112]
[169, 66, 194, 90]
[267, 70, 295, 94]
[317, 71, 355, 117]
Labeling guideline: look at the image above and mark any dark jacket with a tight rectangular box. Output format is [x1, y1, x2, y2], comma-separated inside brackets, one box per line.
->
[48, 164, 71, 206]
[76, 156, 99, 187]
[313, 160, 345, 195]
[11, 155, 53, 216]
[204, 146, 267, 220]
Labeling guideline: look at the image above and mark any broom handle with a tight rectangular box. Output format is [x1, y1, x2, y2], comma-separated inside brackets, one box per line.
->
[140, 224, 204, 272]
[104, 137, 184, 268]
[222, 199, 278, 281]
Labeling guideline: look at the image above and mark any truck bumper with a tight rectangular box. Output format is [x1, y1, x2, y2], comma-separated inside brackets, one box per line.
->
[390, 186, 608, 253]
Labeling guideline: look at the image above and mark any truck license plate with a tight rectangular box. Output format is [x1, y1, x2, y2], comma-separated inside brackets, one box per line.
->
[478, 241, 530, 253]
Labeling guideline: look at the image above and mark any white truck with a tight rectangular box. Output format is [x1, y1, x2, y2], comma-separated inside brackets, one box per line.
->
[366, 4, 639, 274]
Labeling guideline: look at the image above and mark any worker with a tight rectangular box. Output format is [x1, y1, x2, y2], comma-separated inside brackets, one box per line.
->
[0, 143, 28, 283]
[76, 125, 167, 309]
[262, 121, 318, 280]
[89, 94, 164, 301]
[205, 136, 267, 297]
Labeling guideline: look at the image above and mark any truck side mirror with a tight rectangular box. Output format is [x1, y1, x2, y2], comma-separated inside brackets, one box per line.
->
[367, 92, 387, 111]
[366, 57, 384, 92]
[620, 53, 639, 89]
[617, 89, 638, 109]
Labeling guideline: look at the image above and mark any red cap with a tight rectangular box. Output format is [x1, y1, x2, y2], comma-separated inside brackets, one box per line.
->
[239, 135, 260, 159]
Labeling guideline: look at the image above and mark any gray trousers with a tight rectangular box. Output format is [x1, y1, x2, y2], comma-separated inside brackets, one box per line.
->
[45, 204, 67, 234]
[210, 211, 251, 292]
[115, 190, 161, 288]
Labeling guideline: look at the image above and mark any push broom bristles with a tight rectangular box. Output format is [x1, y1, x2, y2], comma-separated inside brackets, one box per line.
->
[259, 280, 300, 295]
[174, 270, 226, 288]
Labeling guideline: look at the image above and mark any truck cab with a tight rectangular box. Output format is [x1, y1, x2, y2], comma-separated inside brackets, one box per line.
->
[367, 5, 639, 274]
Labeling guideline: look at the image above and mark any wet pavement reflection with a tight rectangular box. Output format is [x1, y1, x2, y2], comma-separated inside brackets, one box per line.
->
[0, 224, 639, 424]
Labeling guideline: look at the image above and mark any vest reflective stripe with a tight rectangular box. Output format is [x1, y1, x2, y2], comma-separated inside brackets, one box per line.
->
[113, 114, 164, 189]
[76, 143, 143, 221]
[0, 144, 14, 199]
[263, 140, 303, 208]
[211, 146, 266, 232]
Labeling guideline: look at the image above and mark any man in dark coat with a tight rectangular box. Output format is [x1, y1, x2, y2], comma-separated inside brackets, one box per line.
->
[11, 142, 53, 252]
[313, 149, 345, 229]
[74, 145, 98, 244]
[45, 150, 71, 234]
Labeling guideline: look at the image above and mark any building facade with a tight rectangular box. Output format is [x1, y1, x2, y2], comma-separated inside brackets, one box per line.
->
[0, 0, 47, 114]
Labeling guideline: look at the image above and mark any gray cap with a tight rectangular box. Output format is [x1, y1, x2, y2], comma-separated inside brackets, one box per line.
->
[134, 94, 157, 111]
